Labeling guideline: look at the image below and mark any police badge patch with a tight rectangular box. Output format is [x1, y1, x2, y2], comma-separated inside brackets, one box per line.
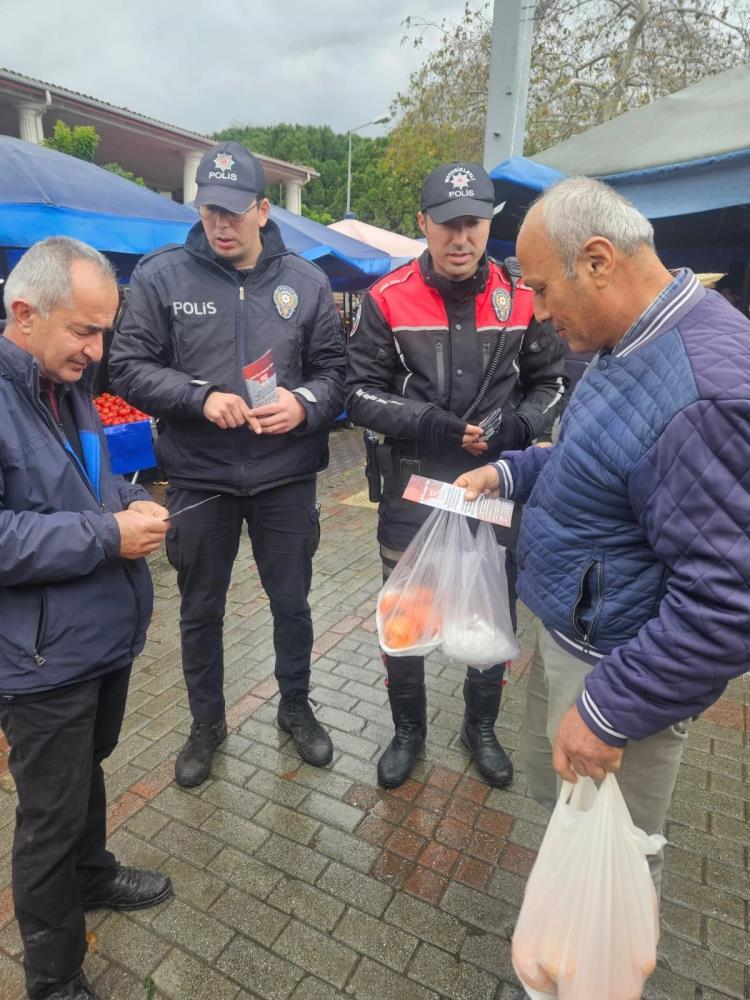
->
[492, 287, 512, 323]
[273, 285, 298, 320]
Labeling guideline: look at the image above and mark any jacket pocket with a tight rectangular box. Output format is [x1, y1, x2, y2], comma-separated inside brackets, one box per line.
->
[0, 586, 47, 667]
[33, 587, 47, 665]
[434, 338, 446, 400]
[571, 558, 604, 646]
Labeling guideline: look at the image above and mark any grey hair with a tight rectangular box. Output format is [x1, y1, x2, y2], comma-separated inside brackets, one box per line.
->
[3, 236, 116, 318]
[534, 177, 654, 279]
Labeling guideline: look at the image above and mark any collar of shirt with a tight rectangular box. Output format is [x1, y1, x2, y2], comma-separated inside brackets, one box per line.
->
[38, 375, 62, 423]
[613, 267, 704, 359]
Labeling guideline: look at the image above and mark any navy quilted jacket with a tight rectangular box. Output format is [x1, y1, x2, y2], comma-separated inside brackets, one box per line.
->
[0, 334, 154, 694]
[496, 272, 750, 745]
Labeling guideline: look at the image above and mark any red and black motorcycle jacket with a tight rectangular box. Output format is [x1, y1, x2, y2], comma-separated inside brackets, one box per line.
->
[346, 252, 566, 474]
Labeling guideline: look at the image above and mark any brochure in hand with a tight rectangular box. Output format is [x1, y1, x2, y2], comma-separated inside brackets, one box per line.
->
[243, 349, 279, 408]
[402, 474, 514, 527]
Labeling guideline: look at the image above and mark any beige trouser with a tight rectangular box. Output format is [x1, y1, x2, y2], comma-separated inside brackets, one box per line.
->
[519, 621, 689, 891]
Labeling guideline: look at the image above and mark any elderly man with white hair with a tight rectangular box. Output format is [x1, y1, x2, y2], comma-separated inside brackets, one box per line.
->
[0, 237, 172, 1000]
[457, 177, 750, 892]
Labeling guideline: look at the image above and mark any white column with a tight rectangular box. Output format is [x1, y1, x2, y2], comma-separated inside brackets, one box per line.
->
[285, 180, 303, 215]
[182, 150, 204, 204]
[16, 101, 46, 144]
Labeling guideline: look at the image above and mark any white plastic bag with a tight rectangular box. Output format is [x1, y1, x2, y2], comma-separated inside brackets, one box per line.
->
[512, 774, 664, 1000]
[441, 521, 519, 670]
[376, 509, 470, 657]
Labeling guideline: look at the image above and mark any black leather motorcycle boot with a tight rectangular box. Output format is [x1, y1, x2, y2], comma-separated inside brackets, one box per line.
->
[377, 684, 427, 788]
[460, 677, 513, 788]
[175, 717, 227, 787]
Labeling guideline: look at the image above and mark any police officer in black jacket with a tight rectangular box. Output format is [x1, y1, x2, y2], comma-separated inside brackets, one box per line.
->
[111, 143, 346, 786]
[346, 162, 567, 790]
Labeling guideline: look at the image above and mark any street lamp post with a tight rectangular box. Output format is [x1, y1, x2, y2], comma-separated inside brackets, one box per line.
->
[346, 113, 390, 216]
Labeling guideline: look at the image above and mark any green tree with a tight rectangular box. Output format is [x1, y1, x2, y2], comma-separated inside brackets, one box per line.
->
[43, 119, 149, 186]
[389, 1, 750, 160]
[43, 119, 100, 161]
[102, 162, 146, 186]
[213, 123, 419, 233]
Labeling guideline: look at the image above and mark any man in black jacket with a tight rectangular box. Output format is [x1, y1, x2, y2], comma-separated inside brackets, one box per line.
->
[345, 162, 566, 790]
[111, 143, 346, 786]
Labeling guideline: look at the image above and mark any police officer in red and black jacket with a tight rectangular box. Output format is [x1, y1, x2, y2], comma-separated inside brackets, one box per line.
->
[345, 162, 567, 790]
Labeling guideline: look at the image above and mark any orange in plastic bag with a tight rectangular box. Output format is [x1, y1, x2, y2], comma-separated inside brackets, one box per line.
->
[376, 509, 470, 658]
[512, 775, 664, 1000]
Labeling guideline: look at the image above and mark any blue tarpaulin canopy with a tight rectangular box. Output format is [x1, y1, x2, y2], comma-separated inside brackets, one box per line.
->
[0, 135, 392, 290]
[532, 65, 750, 271]
[270, 204, 391, 290]
[489, 156, 566, 242]
[599, 151, 750, 271]
[0, 134, 197, 253]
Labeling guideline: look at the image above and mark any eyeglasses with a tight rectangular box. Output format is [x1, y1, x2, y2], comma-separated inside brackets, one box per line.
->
[198, 202, 259, 222]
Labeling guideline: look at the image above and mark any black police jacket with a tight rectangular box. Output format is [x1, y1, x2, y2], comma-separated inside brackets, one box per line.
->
[110, 220, 345, 496]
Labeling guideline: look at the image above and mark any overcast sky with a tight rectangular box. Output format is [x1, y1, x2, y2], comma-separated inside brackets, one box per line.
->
[1, 0, 466, 136]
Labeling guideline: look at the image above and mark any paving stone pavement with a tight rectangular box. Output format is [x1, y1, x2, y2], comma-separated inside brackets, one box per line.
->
[0, 427, 748, 1000]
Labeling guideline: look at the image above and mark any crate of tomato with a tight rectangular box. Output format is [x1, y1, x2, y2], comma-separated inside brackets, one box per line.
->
[94, 393, 156, 475]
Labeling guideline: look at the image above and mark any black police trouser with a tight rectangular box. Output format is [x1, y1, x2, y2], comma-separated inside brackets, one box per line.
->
[0, 667, 130, 998]
[166, 480, 321, 723]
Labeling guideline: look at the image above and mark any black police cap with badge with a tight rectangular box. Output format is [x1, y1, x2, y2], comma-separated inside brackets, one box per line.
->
[420, 161, 495, 223]
[194, 142, 267, 214]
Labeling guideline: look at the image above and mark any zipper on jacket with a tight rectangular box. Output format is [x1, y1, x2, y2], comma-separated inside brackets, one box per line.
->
[33, 588, 47, 666]
[435, 339, 446, 399]
[237, 282, 253, 490]
[36, 388, 100, 504]
[570, 559, 603, 650]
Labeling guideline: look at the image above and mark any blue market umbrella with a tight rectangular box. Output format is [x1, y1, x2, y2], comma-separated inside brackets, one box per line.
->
[270, 204, 391, 290]
[489, 156, 566, 243]
[0, 134, 196, 254]
[0, 135, 393, 290]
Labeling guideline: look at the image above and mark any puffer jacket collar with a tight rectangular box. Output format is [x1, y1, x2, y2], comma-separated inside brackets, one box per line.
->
[614, 268, 705, 359]
[0, 333, 96, 400]
[419, 248, 490, 301]
[184, 217, 289, 281]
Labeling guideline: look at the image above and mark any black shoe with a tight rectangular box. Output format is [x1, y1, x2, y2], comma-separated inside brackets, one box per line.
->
[43, 972, 100, 1000]
[175, 717, 227, 787]
[81, 864, 172, 913]
[277, 693, 333, 766]
[460, 679, 513, 788]
[377, 684, 427, 789]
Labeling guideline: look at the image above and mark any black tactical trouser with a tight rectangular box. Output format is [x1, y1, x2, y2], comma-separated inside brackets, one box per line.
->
[166, 480, 321, 722]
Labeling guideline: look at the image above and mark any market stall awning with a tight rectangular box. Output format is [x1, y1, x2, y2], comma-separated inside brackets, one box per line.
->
[489, 156, 566, 242]
[272, 205, 391, 290]
[328, 218, 425, 265]
[534, 64, 750, 177]
[0, 133, 197, 253]
[0, 135, 393, 290]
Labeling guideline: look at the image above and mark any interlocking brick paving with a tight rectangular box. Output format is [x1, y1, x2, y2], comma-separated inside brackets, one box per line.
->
[0, 428, 748, 1000]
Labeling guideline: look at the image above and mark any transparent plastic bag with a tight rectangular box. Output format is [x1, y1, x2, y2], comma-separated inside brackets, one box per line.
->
[376, 509, 472, 657]
[512, 774, 664, 1000]
[441, 521, 519, 670]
